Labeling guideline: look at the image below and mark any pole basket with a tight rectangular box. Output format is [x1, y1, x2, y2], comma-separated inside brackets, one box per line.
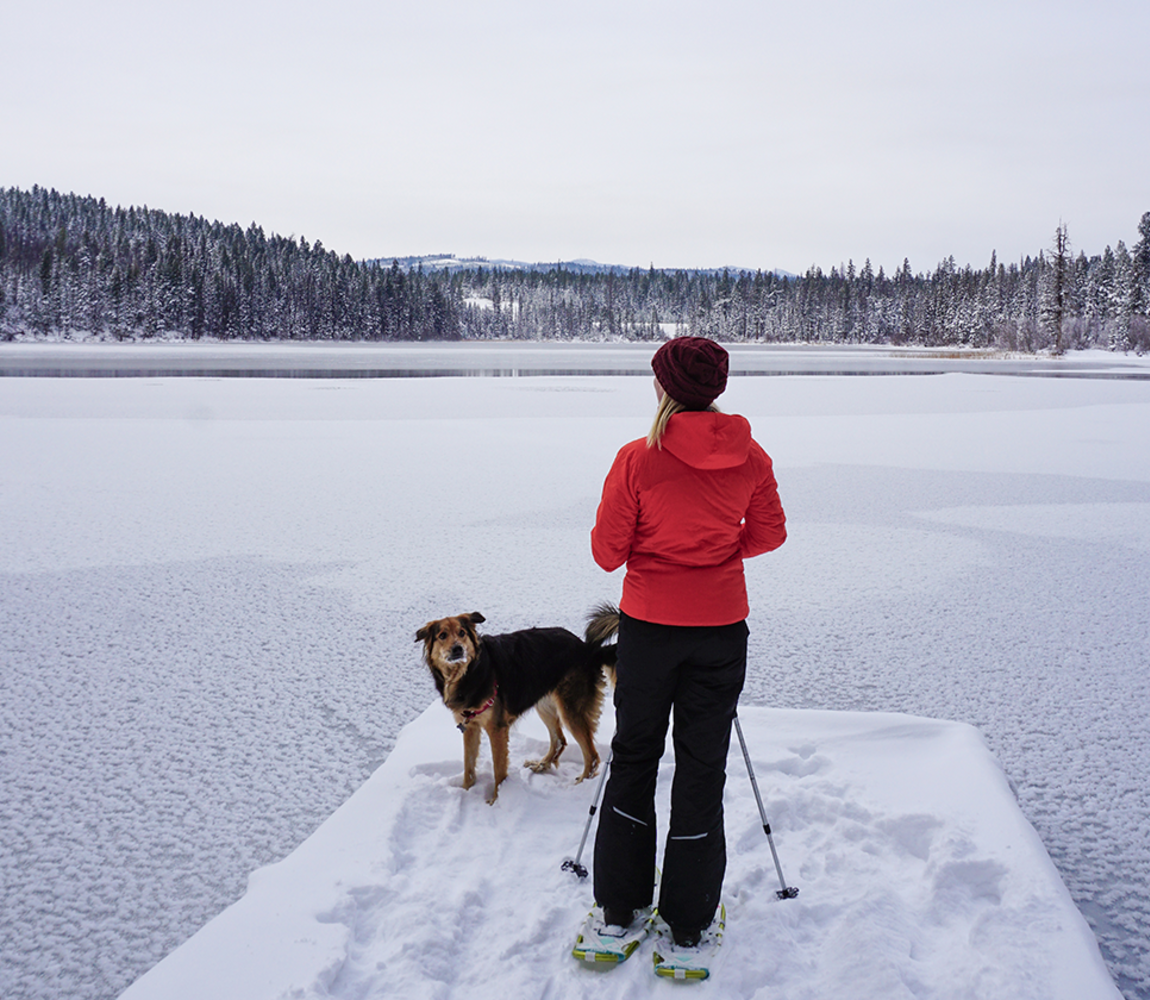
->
[561, 857, 589, 879]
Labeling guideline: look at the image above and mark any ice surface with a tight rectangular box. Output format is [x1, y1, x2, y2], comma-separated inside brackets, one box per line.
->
[2, 346, 1148, 999]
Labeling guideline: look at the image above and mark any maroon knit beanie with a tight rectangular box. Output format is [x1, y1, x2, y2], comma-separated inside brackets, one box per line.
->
[651, 337, 729, 409]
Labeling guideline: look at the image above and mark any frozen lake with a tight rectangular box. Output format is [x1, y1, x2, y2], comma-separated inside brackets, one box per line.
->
[2, 343, 1149, 1000]
[2, 340, 1149, 379]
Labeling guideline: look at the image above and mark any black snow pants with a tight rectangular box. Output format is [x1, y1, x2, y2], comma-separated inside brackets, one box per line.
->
[592, 612, 748, 935]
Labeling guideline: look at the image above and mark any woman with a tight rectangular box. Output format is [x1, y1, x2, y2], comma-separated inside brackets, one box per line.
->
[589, 336, 786, 954]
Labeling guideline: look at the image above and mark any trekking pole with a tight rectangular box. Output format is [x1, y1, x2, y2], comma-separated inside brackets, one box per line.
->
[734, 714, 799, 900]
[561, 749, 612, 879]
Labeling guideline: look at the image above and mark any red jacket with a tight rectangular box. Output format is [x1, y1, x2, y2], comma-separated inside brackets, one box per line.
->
[591, 411, 786, 626]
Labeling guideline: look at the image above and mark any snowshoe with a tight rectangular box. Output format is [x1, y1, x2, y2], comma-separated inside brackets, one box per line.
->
[571, 904, 656, 966]
[651, 903, 725, 980]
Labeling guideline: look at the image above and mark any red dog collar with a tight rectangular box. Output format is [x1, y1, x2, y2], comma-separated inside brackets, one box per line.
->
[457, 683, 498, 731]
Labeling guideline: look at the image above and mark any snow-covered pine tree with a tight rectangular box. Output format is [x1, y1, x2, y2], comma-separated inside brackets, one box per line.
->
[1131, 212, 1150, 352]
[1111, 241, 1135, 352]
[1040, 223, 1072, 354]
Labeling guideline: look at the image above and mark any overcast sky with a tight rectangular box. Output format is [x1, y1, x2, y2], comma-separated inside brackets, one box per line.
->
[5, 0, 1147, 274]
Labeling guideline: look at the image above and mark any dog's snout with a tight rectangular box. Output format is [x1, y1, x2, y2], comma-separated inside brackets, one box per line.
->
[449, 643, 465, 661]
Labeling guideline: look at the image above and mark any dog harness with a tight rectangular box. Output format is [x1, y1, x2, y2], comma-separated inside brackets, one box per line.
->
[457, 683, 498, 732]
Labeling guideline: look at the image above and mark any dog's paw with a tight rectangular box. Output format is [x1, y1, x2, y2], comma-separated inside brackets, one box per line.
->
[574, 761, 601, 784]
[523, 758, 558, 774]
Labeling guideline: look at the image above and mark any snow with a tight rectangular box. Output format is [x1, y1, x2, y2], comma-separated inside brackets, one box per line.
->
[117, 703, 1117, 1000]
[2, 346, 1148, 1000]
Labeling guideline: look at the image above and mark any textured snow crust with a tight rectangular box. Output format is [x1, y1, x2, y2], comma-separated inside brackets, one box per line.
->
[2, 350, 1148, 999]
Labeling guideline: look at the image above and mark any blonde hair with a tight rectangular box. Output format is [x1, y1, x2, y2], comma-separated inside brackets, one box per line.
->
[647, 394, 720, 449]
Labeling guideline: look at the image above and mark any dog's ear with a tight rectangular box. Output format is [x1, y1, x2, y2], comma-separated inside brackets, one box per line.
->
[465, 612, 486, 626]
[416, 621, 436, 643]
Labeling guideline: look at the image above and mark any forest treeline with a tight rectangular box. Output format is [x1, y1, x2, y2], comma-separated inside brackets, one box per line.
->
[3, 185, 1149, 352]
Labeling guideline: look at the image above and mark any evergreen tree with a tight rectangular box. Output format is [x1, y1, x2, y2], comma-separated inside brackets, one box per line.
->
[1132, 212, 1150, 319]
[1041, 223, 1071, 354]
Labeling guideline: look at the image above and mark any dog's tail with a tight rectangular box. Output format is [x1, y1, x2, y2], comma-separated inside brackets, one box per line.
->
[585, 602, 620, 646]
[585, 602, 620, 685]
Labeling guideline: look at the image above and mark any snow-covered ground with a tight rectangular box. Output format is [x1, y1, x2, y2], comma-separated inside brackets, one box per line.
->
[2, 347, 1149, 999]
[118, 703, 1117, 1000]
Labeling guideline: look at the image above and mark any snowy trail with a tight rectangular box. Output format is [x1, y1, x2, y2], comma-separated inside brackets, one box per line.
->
[119, 703, 1119, 1000]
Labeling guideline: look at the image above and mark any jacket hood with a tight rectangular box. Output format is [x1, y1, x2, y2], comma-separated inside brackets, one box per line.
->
[660, 411, 752, 469]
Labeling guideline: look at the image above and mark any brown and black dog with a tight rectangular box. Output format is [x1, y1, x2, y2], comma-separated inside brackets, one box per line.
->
[416, 608, 618, 803]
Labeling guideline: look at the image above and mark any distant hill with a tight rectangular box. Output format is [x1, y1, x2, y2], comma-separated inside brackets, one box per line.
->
[370, 253, 797, 280]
